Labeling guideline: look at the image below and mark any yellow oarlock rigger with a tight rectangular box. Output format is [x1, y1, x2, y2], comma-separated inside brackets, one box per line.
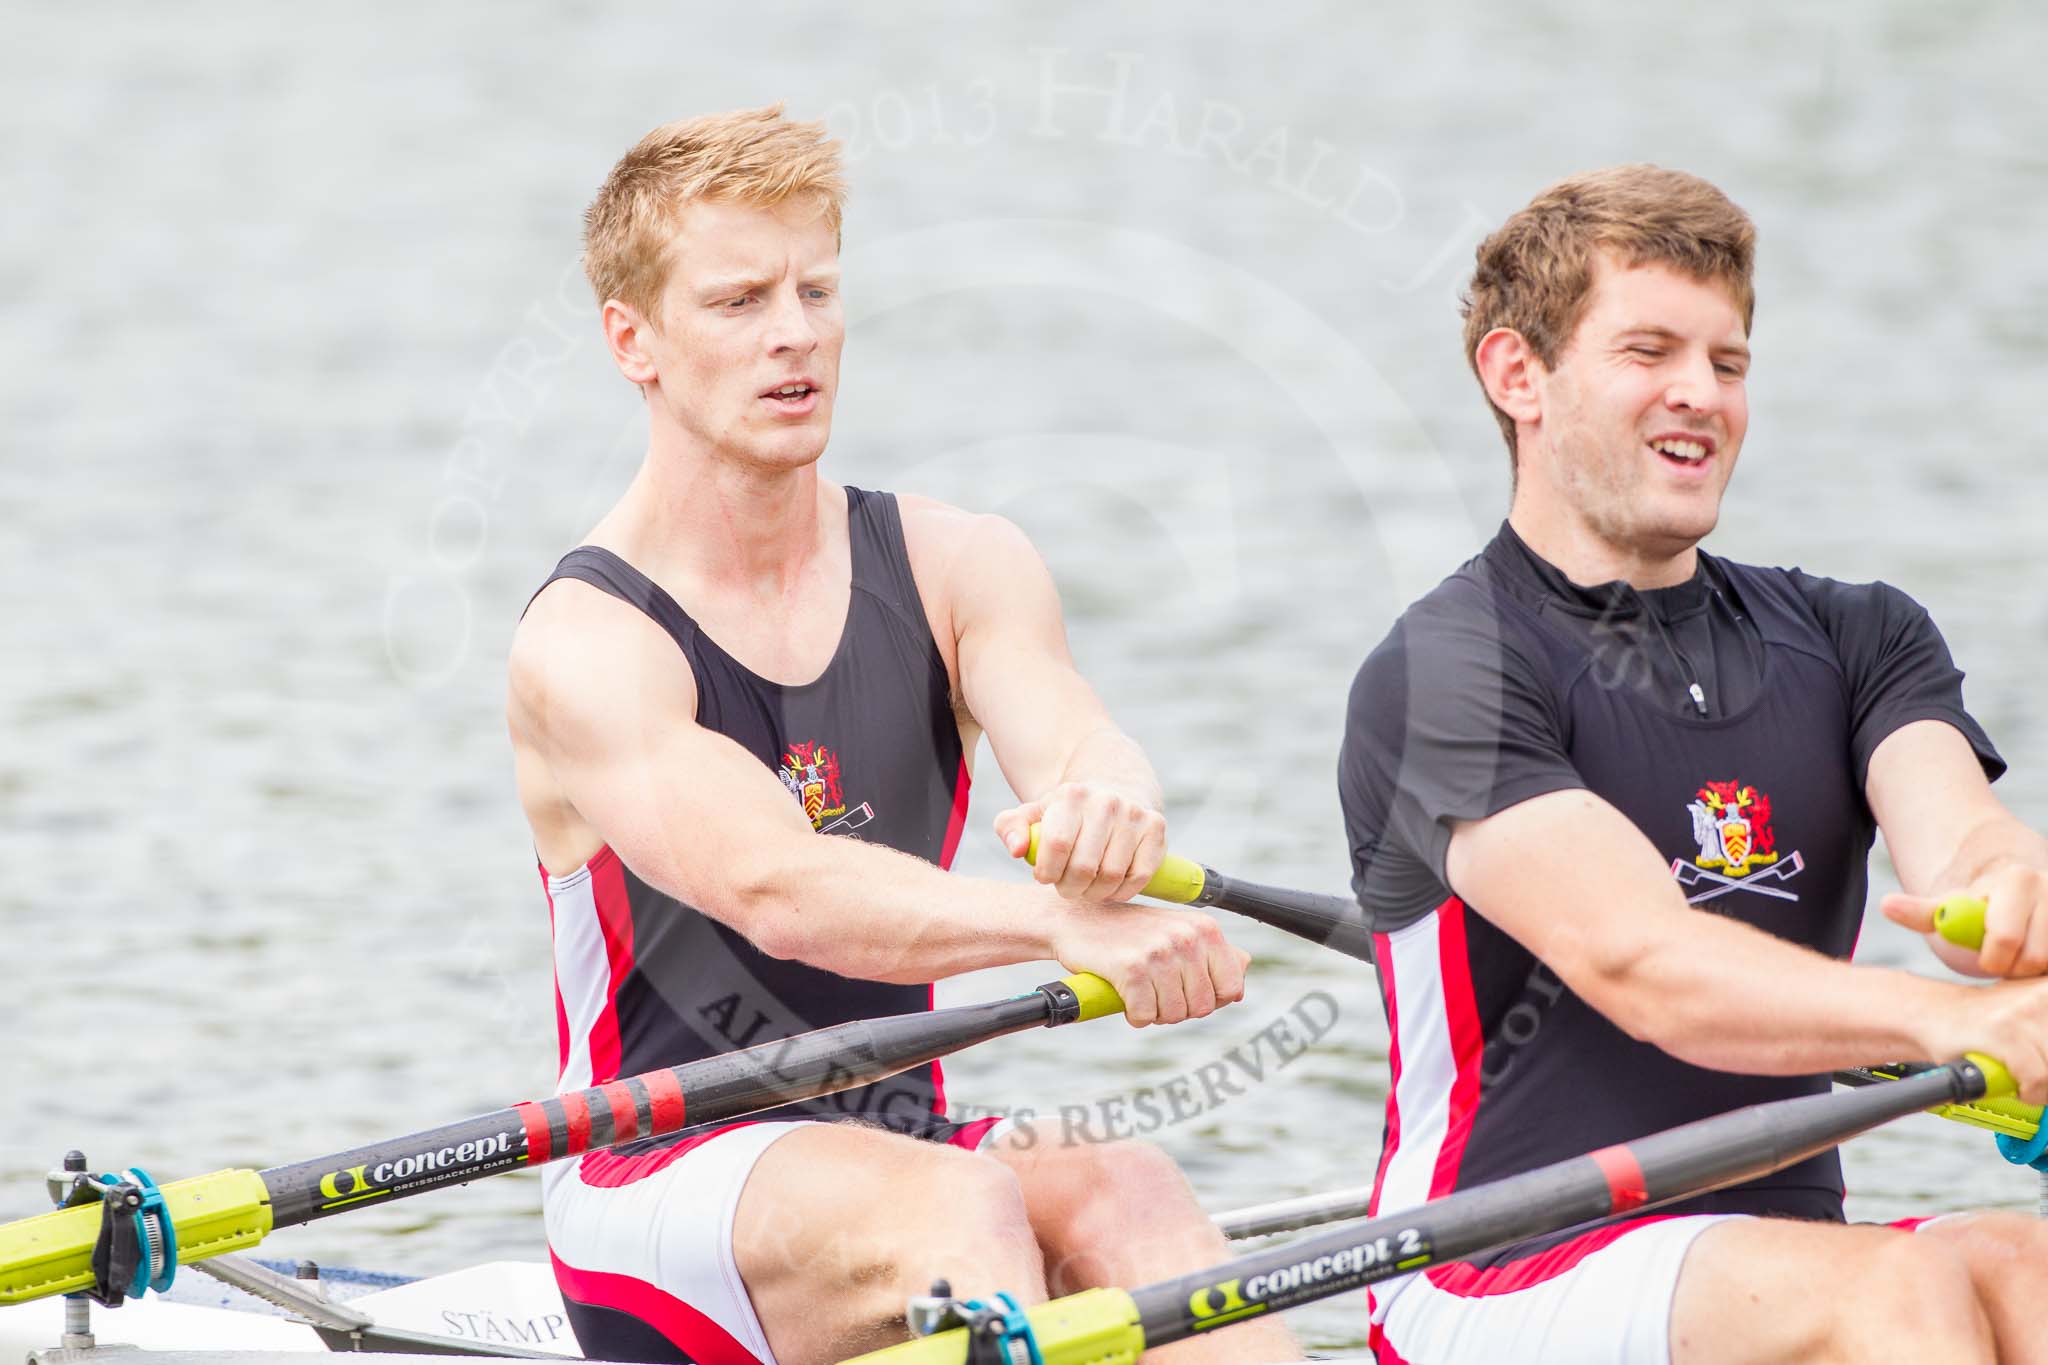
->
[836, 1287, 1145, 1364]
[0, 1168, 272, 1305]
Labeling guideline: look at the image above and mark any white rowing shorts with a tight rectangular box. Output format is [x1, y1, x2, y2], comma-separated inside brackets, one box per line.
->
[1369, 1214, 1735, 1365]
[544, 1121, 809, 1365]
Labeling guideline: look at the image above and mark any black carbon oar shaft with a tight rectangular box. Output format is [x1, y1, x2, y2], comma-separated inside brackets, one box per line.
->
[2, 975, 1123, 1307]
[259, 977, 1110, 1227]
[1187, 870, 1373, 963]
[1128, 1061, 1983, 1348]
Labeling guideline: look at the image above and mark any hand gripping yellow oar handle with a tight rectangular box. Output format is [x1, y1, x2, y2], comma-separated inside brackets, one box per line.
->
[1924, 895, 2037, 1137]
[1022, 823, 1376, 959]
[1025, 825, 1207, 902]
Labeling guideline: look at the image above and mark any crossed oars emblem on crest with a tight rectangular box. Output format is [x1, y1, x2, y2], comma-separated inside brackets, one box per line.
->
[1669, 849, 1806, 903]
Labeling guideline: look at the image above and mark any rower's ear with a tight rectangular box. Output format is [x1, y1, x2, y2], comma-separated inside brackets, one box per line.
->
[1473, 327, 1544, 429]
[601, 298, 661, 387]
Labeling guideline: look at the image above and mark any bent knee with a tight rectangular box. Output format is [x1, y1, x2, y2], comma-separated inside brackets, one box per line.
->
[1026, 1136, 1190, 1193]
[1033, 1140, 1212, 1243]
[1841, 1234, 1991, 1348]
[1050, 1138, 1189, 1194]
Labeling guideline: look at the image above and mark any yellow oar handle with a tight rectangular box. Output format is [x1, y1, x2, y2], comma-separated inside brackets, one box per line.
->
[1025, 823, 1208, 903]
[1964, 1052, 2019, 1101]
[1933, 895, 1987, 951]
[1058, 972, 1126, 1023]
[1924, 898, 2031, 1129]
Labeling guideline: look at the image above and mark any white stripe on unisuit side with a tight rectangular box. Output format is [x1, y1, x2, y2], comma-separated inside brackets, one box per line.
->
[547, 861, 609, 1096]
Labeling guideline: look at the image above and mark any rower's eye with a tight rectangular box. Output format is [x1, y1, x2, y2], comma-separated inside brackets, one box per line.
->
[1627, 345, 1664, 360]
[721, 295, 753, 311]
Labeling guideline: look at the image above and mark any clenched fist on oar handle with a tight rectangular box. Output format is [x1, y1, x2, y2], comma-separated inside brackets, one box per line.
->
[995, 781, 1168, 902]
[1892, 894, 2048, 1106]
[1044, 895, 1249, 1028]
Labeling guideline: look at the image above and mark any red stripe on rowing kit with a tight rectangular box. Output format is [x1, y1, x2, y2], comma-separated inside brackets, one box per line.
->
[562, 1091, 593, 1156]
[602, 1082, 639, 1144]
[1590, 1144, 1648, 1212]
[643, 1069, 686, 1134]
[516, 1101, 552, 1165]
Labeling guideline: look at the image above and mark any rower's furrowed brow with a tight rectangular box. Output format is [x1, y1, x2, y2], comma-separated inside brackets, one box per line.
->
[697, 276, 773, 301]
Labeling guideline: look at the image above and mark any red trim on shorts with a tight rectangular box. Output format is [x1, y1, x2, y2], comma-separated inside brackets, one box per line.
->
[1424, 1215, 1679, 1298]
[1429, 898, 1484, 1199]
[575, 1123, 760, 1189]
[1590, 1143, 1649, 1212]
[550, 1250, 765, 1365]
[588, 847, 636, 1085]
[947, 1116, 1003, 1150]
[1369, 1318, 1413, 1364]
[1891, 1216, 1933, 1233]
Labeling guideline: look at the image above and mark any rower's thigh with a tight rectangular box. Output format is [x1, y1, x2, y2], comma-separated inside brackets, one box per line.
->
[1375, 1214, 1732, 1364]
[1671, 1217, 1993, 1365]
[734, 1123, 1044, 1364]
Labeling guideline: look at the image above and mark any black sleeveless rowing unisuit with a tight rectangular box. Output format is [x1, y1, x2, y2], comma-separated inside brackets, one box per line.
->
[529, 487, 976, 1145]
[1339, 522, 2002, 1266]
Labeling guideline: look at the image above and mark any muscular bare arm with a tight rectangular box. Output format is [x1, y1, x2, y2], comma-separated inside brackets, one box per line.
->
[1871, 718, 2048, 978]
[1444, 788, 2048, 1100]
[928, 506, 1167, 900]
[508, 582, 1234, 1023]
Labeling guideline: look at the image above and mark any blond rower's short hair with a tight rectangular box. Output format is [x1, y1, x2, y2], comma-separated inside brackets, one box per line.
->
[582, 104, 847, 326]
[1460, 165, 1757, 462]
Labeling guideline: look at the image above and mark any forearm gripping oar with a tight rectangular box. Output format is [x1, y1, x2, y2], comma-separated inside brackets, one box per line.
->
[841, 1053, 2016, 1363]
[1025, 825, 1373, 960]
[1833, 896, 2045, 1142]
[1024, 834, 2040, 1147]
[0, 973, 1124, 1307]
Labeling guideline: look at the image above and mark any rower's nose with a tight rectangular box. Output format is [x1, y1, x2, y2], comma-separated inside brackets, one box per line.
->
[762, 285, 820, 359]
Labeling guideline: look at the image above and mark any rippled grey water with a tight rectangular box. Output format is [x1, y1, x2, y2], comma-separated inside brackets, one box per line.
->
[4, 3, 2046, 1353]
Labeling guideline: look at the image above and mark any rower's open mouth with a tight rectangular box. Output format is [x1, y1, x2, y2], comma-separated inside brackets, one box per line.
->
[762, 382, 818, 404]
[1649, 435, 1714, 467]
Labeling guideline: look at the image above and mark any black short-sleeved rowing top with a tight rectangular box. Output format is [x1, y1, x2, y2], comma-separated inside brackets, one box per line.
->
[1338, 522, 2002, 1258]
[525, 487, 984, 1164]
